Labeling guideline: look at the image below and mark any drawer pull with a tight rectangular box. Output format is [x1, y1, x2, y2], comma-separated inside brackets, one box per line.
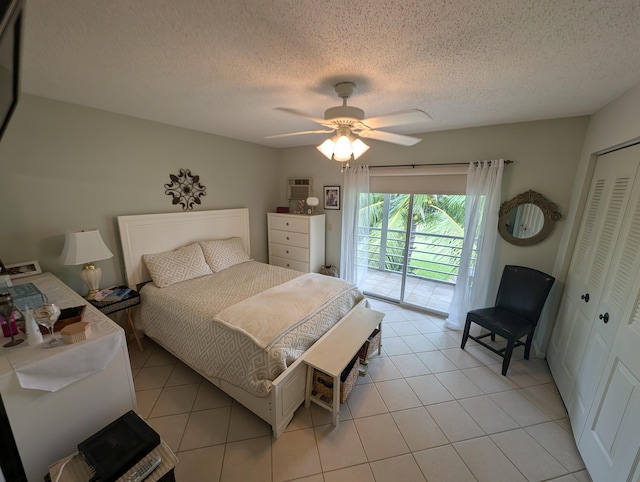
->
[286, 263, 290, 267]
[286, 222, 290, 226]
[286, 236, 290, 240]
[286, 250, 289, 254]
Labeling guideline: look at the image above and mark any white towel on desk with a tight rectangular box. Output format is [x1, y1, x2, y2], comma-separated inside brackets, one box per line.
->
[5, 319, 122, 392]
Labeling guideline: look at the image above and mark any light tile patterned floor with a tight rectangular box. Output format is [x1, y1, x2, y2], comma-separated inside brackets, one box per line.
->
[128, 299, 592, 482]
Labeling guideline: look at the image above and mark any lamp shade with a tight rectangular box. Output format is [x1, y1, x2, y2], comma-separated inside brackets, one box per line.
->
[351, 138, 370, 160]
[317, 138, 336, 159]
[60, 230, 113, 266]
[333, 135, 353, 162]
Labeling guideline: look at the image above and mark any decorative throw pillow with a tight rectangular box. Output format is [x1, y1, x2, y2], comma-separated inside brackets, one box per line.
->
[199, 237, 250, 272]
[143, 243, 212, 288]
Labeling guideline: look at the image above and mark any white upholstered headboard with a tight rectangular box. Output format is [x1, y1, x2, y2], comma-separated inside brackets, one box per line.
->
[117, 208, 250, 288]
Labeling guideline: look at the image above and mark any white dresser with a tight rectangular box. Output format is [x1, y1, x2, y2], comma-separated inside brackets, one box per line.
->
[268, 213, 326, 273]
[0, 272, 136, 482]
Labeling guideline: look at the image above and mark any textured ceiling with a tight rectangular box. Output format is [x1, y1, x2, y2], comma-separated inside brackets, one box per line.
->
[21, 0, 640, 148]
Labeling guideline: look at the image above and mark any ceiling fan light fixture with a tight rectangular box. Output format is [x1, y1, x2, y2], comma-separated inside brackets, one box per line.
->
[317, 129, 369, 163]
[317, 138, 336, 160]
[333, 135, 353, 162]
[351, 138, 370, 160]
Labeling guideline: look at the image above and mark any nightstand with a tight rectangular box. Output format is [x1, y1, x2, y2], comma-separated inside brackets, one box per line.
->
[88, 287, 143, 351]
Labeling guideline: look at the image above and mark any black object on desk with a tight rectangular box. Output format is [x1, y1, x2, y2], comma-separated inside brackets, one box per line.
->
[88, 287, 143, 351]
[78, 410, 160, 482]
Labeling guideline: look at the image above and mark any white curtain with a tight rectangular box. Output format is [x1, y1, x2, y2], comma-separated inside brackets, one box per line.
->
[446, 159, 504, 330]
[340, 165, 370, 288]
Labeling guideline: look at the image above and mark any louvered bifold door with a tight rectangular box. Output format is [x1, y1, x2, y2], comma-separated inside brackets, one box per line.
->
[568, 145, 640, 437]
[548, 145, 640, 417]
[577, 182, 640, 481]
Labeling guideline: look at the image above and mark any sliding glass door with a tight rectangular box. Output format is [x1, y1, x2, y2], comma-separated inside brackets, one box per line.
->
[360, 193, 465, 315]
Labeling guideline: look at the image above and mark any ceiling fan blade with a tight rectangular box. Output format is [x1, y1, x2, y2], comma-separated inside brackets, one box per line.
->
[361, 109, 431, 129]
[265, 129, 334, 139]
[274, 107, 328, 126]
[359, 129, 422, 146]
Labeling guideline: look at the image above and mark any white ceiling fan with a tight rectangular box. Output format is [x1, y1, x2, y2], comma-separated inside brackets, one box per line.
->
[268, 82, 431, 163]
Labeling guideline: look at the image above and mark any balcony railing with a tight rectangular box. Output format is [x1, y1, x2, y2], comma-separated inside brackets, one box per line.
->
[357, 226, 467, 285]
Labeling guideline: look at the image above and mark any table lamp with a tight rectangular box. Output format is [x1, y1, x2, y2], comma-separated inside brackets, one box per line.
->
[306, 196, 319, 214]
[60, 230, 113, 300]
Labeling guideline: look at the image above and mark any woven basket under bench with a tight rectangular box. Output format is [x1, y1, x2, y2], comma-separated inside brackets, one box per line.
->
[312, 327, 382, 404]
[358, 328, 382, 363]
[312, 354, 360, 404]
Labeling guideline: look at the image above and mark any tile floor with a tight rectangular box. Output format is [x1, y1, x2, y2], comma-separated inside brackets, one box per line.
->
[128, 299, 592, 482]
[362, 269, 455, 315]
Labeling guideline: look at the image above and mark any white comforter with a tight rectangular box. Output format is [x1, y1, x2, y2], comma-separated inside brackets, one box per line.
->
[138, 261, 364, 397]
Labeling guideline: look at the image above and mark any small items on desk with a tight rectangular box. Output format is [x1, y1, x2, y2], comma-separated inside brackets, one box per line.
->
[2, 282, 45, 312]
[0, 291, 23, 347]
[61, 321, 90, 344]
[24, 306, 43, 346]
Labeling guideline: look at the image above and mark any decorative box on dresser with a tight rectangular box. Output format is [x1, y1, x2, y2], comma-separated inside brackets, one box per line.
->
[0, 272, 136, 482]
[268, 213, 325, 273]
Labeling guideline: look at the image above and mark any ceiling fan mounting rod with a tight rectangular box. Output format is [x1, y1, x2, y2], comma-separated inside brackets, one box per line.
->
[323, 82, 364, 121]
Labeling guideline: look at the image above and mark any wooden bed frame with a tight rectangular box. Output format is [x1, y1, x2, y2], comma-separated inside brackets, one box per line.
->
[117, 208, 365, 438]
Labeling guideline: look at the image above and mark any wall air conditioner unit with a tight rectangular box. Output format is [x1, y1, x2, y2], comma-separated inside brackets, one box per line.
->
[287, 178, 312, 200]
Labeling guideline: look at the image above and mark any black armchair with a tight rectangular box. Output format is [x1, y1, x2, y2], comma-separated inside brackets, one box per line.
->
[460, 265, 555, 376]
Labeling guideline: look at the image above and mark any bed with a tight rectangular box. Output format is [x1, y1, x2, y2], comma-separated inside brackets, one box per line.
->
[117, 208, 367, 438]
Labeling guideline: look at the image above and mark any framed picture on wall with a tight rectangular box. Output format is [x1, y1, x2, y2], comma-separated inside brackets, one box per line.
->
[323, 186, 340, 210]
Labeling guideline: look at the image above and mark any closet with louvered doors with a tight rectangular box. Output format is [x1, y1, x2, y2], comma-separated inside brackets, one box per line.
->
[547, 143, 640, 481]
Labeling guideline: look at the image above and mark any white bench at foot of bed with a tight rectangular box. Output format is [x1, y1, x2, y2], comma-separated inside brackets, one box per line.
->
[303, 305, 384, 426]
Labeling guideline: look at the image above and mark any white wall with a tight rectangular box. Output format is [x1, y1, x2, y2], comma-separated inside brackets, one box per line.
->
[279, 117, 588, 302]
[0, 95, 280, 294]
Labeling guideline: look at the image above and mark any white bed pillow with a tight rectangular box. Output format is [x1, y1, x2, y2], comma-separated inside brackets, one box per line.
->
[199, 237, 250, 272]
[143, 242, 212, 287]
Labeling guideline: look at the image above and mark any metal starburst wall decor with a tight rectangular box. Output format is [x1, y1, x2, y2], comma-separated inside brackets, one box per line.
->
[164, 168, 207, 211]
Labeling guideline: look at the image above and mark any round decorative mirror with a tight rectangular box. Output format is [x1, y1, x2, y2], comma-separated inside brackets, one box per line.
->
[498, 190, 561, 246]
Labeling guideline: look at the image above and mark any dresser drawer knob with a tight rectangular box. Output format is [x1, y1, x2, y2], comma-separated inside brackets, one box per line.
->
[286, 222, 290, 226]
[286, 236, 290, 240]
[286, 250, 289, 254]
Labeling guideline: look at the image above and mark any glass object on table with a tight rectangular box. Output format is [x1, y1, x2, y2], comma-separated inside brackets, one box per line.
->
[0, 292, 23, 347]
[34, 303, 62, 348]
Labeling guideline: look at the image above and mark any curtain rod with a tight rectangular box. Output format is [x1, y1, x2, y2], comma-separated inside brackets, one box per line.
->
[368, 160, 513, 169]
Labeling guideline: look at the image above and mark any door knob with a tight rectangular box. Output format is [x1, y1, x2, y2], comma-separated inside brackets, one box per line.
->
[581, 293, 590, 302]
[599, 313, 609, 324]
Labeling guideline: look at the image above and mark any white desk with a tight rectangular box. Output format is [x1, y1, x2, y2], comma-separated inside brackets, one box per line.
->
[0, 273, 136, 482]
[304, 306, 384, 426]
